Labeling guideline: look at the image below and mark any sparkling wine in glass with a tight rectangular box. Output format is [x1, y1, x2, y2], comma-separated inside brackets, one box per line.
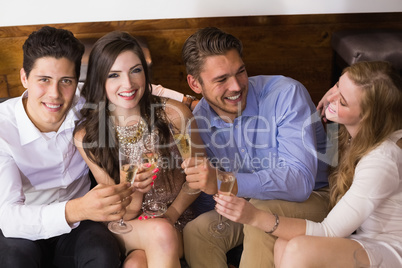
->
[108, 146, 139, 234]
[208, 159, 239, 238]
[169, 118, 201, 195]
[141, 144, 167, 217]
[174, 132, 191, 159]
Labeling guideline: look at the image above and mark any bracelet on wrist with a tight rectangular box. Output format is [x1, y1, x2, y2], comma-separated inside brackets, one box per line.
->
[265, 213, 279, 234]
[184, 94, 196, 108]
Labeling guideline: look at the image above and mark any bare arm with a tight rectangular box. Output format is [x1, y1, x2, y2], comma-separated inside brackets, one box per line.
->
[72, 129, 138, 222]
[163, 99, 204, 222]
[214, 194, 306, 241]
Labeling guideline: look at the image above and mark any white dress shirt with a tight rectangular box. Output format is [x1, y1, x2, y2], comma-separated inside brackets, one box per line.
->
[0, 90, 90, 240]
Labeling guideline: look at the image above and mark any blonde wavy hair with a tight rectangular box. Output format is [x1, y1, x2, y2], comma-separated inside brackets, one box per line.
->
[329, 61, 402, 208]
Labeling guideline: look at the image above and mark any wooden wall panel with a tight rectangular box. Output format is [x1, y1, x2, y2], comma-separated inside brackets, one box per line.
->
[0, 75, 8, 98]
[1, 13, 402, 104]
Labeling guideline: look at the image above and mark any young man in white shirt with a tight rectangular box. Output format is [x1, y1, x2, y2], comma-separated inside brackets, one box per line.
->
[0, 26, 132, 268]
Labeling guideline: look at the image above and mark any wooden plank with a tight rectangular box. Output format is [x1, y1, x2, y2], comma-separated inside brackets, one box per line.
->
[0, 75, 9, 98]
[0, 13, 401, 105]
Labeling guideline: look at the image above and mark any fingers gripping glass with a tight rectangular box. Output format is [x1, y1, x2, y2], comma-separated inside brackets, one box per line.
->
[142, 132, 167, 217]
[108, 146, 140, 234]
[208, 159, 239, 238]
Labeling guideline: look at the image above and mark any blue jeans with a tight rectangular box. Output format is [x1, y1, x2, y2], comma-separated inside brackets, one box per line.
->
[0, 221, 121, 268]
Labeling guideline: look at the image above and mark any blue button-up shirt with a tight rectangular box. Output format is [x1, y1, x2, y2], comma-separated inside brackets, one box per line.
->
[193, 75, 328, 202]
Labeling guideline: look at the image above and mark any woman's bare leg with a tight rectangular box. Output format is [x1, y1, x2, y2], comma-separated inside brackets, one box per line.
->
[279, 235, 364, 268]
[274, 238, 289, 268]
[123, 250, 147, 268]
[117, 218, 181, 268]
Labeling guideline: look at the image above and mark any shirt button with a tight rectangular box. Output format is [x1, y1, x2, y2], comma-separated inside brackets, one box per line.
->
[235, 125, 239, 128]
[241, 149, 245, 153]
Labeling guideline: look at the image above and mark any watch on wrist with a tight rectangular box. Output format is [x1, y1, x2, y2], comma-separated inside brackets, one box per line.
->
[184, 94, 197, 107]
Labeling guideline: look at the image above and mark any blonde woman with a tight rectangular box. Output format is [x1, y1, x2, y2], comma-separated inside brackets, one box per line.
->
[214, 61, 402, 267]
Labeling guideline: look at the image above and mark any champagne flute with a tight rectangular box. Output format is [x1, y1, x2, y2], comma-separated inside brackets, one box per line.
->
[142, 133, 167, 216]
[169, 117, 201, 195]
[208, 159, 239, 238]
[108, 146, 140, 234]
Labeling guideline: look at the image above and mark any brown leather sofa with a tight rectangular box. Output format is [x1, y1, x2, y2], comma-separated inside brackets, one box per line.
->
[331, 29, 402, 84]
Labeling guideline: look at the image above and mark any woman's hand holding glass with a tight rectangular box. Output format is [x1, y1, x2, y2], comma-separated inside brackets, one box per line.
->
[213, 194, 257, 226]
[208, 159, 239, 238]
[141, 133, 167, 217]
[127, 156, 161, 221]
[131, 162, 158, 193]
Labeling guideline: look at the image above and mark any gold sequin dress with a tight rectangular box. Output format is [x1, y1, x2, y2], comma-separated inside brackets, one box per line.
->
[115, 122, 196, 231]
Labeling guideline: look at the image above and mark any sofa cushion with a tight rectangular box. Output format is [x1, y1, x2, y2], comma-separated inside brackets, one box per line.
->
[331, 29, 402, 72]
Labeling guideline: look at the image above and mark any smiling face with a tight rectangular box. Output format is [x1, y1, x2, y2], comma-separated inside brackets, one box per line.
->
[105, 50, 146, 119]
[325, 72, 363, 137]
[20, 57, 77, 133]
[188, 49, 248, 122]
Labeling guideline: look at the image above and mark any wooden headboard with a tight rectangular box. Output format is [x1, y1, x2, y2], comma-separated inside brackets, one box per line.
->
[1, 12, 401, 104]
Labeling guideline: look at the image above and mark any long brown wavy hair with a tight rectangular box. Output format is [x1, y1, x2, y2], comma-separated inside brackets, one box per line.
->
[329, 61, 402, 209]
[74, 31, 171, 184]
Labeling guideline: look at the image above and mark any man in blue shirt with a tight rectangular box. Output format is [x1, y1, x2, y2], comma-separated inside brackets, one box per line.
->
[181, 27, 330, 268]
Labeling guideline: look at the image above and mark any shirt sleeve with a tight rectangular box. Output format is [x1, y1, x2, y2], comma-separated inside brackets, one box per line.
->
[0, 152, 73, 240]
[151, 84, 184, 102]
[237, 81, 321, 201]
[305, 149, 399, 237]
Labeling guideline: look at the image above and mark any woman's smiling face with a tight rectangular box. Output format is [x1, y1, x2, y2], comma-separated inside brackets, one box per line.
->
[325, 72, 363, 137]
[105, 50, 146, 116]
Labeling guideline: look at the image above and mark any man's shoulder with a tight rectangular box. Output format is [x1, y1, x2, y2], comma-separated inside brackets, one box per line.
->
[0, 98, 20, 141]
[0, 97, 19, 123]
[249, 75, 309, 102]
[249, 75, 303, 91]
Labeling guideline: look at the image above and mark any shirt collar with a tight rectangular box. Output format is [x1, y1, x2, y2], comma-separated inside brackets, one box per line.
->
[15, 90, 82, 146]
[16, 91, 42, 145]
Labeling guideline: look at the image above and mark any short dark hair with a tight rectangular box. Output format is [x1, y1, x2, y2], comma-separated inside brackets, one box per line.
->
[22, 26, 84, 79]
[181, 27, 243, 82]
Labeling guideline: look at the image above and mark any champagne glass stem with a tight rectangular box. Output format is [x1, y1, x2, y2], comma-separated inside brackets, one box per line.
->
[150, 183, 156, 198]
[217, 215, 224, 229]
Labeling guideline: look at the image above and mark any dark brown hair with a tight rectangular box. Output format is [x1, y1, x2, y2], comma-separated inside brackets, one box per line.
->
[182, 27, 243, 83]
[22, 26, 84, 79]
[74, 31, 171, 183]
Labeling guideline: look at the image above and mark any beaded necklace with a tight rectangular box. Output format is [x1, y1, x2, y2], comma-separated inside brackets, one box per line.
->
[115, 120, 147, 145]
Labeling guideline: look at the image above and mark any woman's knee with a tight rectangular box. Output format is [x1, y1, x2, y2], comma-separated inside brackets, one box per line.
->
[145, 219, 179, 252]
[281, 236, 313, 265]
[123, 250, 147, 268]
